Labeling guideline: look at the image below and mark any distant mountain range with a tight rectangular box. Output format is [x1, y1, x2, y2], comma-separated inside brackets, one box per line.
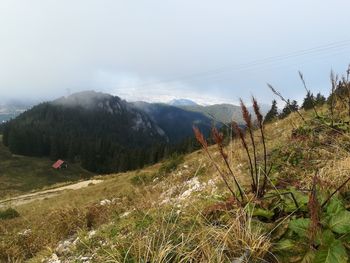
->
[0, 94, 270, 125]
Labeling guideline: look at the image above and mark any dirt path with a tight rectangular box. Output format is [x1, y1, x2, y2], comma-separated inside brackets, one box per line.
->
[0, 179, 103, 208]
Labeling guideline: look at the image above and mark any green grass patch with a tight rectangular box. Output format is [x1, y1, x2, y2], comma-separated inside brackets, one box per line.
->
[158, 154, 184, 176]
[130, 172, 155, 186]
[0, 207, 20, 220]
[0, 139, 93, 198]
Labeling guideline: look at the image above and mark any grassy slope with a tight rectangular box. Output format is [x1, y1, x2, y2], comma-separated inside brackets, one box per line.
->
[0, 111, 296, 261]
[0, 136, 93, 198]
[182, 104, 244, 124]
[1, 107, 350, 262]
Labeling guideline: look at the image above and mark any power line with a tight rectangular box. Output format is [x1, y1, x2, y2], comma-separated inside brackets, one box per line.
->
[113, 39, 350, 91]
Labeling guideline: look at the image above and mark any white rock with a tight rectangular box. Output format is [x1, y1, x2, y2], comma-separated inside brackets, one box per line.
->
[100, 199, 111, 206]
[18, 229, 32, 236]
[88, 230, 96, 238]
[111, 197, 120, 203]
[47, 253, 61, 263]
[99, 240, 108, 246]
[178, 177, 204, 200]
[80, 256, 91, 261]
[207, 179, 216, 186]
[56, 240, 72, 256]
[120, 211, 131, 218]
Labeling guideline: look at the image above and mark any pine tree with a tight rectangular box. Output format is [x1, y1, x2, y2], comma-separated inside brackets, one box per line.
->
[290, 100, 299, 112]
[315, 92, 326, 105]
[302, 91, 315, 110]
[280, 99, 291, 119]
[264, 100, 278, 123]
[280, 99, 299, 119]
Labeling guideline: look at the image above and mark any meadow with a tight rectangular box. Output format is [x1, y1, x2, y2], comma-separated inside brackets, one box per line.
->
[0, 135, 92, 199]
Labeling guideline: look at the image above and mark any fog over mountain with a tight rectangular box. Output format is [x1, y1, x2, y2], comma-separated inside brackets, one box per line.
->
[1, 1, 350, 105]
[168, 99, 198, 107]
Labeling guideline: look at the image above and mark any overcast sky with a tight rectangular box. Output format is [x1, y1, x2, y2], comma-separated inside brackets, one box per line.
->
[0, 1, 350, 105]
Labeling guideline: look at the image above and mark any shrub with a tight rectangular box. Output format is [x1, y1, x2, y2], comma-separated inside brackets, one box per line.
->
[130, 173, 154, 186]
[48, 207, 86, 240]
[86, 204, 111, 229]
[158, 154, 184, 175]
[0, 207, 20, 220]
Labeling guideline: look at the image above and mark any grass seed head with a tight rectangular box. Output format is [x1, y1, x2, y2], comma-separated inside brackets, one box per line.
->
[240, 99, 252, 129]
[252, 96, 263, 126]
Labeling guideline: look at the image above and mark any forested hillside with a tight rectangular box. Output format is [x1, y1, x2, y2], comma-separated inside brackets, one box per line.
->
[133, 101, 213, 143]
[2, 92, 168, 173]
[1, 91, 206, 173]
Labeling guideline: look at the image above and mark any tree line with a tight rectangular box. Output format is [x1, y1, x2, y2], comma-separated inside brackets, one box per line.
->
[264, 91, 327, 123]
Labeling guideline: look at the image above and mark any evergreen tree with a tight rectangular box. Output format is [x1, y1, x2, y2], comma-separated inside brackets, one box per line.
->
[280, 99, 299, 119]
[264, 100, 279, 123]
[290, 100, 299, 112]
[315, 92, 326, 105]
[1, 99, 216, 173]
[279, 99, 291, 119]
[302, 91, 315, 110]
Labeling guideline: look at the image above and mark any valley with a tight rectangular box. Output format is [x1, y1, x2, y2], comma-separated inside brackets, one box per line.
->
[0, 136, 92, 199]
[1, 3, 350, 262]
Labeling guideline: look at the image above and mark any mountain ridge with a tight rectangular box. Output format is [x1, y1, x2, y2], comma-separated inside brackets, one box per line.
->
[2, 92, 169, 173]
[168, 98, 198, 106]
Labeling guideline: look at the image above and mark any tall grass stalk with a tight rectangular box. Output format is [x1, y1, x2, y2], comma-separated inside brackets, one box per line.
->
[346, 65, 350, 119]
[267, 83, 306, 122]
[330, 70, 338, 127]
[194, 98, 270, 199]
[193, 126, 240, 203]
[240, 99, 259, 196]
[252, 97, 269, 197]
[212, 127, 245, 201]
[232, 122, 256, 192]
[298, 71, 319, 118]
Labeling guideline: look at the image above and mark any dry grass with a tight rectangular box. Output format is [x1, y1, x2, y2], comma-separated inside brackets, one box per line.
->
[93, 209, 271, 263]
[318, 156, 350, 192]
[0, 154, 217, 262]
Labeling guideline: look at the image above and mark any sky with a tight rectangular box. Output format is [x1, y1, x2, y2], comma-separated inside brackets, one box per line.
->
[0, 1, 350, 106]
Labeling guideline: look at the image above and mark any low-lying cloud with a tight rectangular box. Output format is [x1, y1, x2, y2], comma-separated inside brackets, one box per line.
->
[0, 0, 350, 105]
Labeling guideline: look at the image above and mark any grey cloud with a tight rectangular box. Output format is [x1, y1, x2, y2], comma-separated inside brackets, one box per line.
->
[0, 0, 349, 105]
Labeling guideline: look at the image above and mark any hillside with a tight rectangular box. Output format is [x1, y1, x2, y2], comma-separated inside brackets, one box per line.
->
[2, 92, 214, 174]
[181, 103, 270, 124]
[1, 86, 350, 262]
[132, 101, 213, 142]
[0, 136, 92, 199]
[2, 91, 169, 173]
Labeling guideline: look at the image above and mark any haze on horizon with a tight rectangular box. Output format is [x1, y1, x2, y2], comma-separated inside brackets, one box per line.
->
[0, 1, 350, 106]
